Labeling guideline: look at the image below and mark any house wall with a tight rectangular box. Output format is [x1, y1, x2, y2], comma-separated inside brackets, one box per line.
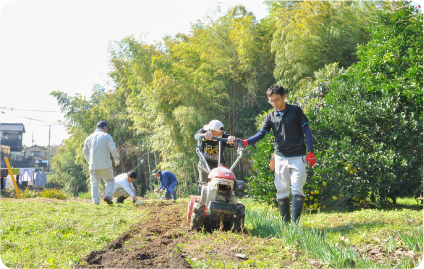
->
[1, 131, 23, 151]
[23, 146, 46, 158]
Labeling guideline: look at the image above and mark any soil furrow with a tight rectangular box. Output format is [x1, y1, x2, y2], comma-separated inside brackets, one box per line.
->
[76, 201, 192, 268]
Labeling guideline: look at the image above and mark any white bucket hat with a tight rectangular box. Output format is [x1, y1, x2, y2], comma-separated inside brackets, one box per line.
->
[203, 120, 224, 132]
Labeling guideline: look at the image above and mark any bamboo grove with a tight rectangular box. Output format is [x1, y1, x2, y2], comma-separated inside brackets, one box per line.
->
[48, 1, 422, 204]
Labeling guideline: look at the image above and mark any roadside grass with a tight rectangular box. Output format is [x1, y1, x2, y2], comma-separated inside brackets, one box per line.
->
[0, 198, 147, 268]
[243, 198, 423, 268]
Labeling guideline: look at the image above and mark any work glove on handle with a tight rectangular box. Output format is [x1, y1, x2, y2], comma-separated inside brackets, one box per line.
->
[306, 152, 316, 167]
[136, 200, 144, 205]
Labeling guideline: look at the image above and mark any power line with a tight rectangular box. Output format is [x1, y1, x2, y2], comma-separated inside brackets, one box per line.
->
[1, 112, 65, 126]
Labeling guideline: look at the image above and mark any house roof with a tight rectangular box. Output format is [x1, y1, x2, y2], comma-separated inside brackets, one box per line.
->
[24, 144, 47, 150]
[0, 123, 26, 133]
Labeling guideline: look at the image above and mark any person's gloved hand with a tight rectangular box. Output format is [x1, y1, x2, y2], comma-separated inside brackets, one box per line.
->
[306, 152, 316, 167]
[234, 139, 248, 149]
[115, 158, 120, 166]
[137, 200, 144, 205]
[159, 189, 164, 193]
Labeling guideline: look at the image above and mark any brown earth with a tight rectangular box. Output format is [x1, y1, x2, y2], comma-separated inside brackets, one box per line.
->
[75, 200, 193, 269]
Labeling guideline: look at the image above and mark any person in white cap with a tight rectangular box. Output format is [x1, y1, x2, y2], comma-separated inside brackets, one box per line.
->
[83, 121, 120, 205]
[113, 170, 144, 205]
[194, 120, 236, 194]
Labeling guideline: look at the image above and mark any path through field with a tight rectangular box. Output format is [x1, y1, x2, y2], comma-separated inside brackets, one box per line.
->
[76, 201, 193, 268]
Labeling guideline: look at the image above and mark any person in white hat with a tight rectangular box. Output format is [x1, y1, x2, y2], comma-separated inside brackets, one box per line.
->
[194, 120, 236, 194]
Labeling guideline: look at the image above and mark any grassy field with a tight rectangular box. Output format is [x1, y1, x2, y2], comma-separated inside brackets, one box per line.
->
[0, 198, 148, 268]
[0, 196, 422, 268]
[243, 199, 423, 268]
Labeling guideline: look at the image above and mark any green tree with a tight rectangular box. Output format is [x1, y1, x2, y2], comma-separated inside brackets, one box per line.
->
[49, 140, 89, 197]
[111, 5, 276, 187]
[248, 1, 423, 207]
[270, 1, 376, 91]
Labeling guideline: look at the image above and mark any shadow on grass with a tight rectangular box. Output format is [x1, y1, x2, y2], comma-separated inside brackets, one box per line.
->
[324, 199, 423, 213]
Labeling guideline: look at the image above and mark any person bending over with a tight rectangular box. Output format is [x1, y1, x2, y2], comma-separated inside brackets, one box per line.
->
[113, 170, 144, 205]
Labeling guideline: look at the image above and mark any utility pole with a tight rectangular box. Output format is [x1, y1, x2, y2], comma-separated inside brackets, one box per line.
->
[46, 125, 52, 171]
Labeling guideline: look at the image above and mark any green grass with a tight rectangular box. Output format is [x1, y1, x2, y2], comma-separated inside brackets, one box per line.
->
[1, 196, 422, 268]
[243, 198, 423, 268]
[1, 198, 147, 268]
[77, 192, 92, 199]
[181, 229, 315, 268]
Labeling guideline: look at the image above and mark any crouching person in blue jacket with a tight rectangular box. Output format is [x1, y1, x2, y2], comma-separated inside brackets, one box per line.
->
[151, 169, 178, 201]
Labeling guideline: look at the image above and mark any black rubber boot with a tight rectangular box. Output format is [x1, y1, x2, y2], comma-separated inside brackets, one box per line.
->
[116, 196, 127, 204]
[277, 197, 291, 224]
[292, 194, 305, 224]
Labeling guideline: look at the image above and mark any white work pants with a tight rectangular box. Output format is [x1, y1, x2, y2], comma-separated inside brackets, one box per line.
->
[90, 168, 115, 204]
[113, 186, 136, 199]
[274, 155, 307, 199]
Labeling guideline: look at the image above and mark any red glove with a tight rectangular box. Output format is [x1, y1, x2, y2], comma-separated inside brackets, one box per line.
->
[243, 140, 248, 147]
[306, 152, 316, 167]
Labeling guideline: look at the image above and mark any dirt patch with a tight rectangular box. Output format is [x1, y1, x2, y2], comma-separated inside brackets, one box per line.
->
[76, 201, 193, 268]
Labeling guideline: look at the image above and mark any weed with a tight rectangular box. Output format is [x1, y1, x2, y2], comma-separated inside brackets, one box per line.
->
[21, 187, 38, 198]
[39, 188, 69, 200]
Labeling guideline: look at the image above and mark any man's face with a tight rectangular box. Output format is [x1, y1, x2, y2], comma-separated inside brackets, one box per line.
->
[102, 126, 108, 133]
[128, 177, 136, 182]
[268, 93, 286, 111]
[211, 130, 223, 137]
[154, 173, 160, 178]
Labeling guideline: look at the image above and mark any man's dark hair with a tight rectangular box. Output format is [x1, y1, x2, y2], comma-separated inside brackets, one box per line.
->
[267, 85, 286, 97]
[128, 170, 137, 179]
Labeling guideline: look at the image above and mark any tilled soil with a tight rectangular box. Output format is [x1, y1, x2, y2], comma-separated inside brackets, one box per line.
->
[76, 201, 193, 269]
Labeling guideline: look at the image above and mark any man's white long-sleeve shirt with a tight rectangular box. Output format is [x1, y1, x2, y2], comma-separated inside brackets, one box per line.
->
[114, 173, 136, 198]
[82, 129, 119, 170]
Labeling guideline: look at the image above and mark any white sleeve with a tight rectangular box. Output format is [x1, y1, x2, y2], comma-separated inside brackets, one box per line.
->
[122, 180, 135, 198]
[82, 138, 90, 162]
[107, 135, 119, 161]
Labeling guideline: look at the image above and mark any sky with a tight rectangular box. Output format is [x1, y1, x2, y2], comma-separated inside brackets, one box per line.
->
[0, 0, 269, 147]
[0, 0, 418, 146]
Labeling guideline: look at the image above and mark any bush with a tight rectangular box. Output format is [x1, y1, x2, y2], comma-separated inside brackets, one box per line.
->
[247, 128, 276, 206]
[247, 2, 423, 208]
[39, 188, 69, 200]
[21, 187, 38, 199]
[310, 1, 423, 205]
